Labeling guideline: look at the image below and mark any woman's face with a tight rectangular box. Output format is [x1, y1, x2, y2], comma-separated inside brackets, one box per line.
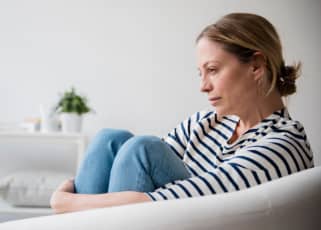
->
[196, 38, 258, 117]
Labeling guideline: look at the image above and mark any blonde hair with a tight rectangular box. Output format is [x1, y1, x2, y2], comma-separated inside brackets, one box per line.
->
[196, 13, 301, 97]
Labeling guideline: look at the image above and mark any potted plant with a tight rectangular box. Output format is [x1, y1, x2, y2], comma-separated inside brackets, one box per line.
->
[55, 87, 93, 133]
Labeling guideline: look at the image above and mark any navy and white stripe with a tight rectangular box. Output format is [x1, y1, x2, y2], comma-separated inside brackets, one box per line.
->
[146, 108, 313, 201]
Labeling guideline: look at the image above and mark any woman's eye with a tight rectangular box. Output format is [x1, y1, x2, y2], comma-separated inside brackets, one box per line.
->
[208, 68, 217, 73]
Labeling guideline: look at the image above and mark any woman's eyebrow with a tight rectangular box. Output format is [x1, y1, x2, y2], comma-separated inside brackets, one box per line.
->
[197, 60, 221, 71]
[202, 60, 221, 68]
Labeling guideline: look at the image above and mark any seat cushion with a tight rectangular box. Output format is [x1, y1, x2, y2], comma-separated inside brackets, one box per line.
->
[0, 171, 72, 207]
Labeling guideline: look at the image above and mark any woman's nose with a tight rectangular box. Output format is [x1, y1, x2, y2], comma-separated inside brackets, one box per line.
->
[200, 76, 212, 93]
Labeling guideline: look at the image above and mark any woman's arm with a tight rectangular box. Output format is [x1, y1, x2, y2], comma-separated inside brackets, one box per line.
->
[147, 130, 313, 201]
[50, 179, 151, 214]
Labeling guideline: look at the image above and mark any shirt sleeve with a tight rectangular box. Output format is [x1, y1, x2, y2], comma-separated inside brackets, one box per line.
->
[163, 109, 213, 160]
[147, 124, 313, 201]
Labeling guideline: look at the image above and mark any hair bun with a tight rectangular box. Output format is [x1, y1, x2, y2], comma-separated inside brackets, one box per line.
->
[277, 62, 301, 96]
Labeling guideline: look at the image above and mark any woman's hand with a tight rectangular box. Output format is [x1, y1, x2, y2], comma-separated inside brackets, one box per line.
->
[50, 179, 152, 214]
[50, 179, 75, 214]
[56, 178, 75, 193]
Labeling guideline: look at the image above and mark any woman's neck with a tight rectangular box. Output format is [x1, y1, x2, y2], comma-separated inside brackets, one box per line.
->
[234, 90, 284, 139]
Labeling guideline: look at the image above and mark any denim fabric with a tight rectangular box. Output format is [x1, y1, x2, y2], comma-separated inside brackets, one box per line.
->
[74, 129, 190, 194]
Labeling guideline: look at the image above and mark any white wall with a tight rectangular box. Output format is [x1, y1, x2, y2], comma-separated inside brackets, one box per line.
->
[0, 0, 320, 165]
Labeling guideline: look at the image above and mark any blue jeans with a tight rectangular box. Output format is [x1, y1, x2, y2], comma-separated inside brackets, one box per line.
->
[74, 129, 191, 193]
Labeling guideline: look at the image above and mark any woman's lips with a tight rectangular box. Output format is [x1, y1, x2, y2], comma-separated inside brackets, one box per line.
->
[208, 97, 221, 106]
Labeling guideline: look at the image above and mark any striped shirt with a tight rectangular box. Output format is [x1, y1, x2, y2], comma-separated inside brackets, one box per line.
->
[146, 108, 313, 201]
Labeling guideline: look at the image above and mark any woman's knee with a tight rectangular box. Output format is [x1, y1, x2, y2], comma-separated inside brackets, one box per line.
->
[84, 128, 134, 157]
[126, 135, 162, 150]
[115, 135, 163, 162]
[94, 128, 133, 145]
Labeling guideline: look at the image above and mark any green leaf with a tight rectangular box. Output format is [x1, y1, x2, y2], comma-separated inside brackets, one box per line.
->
[54, 87, 93, 115]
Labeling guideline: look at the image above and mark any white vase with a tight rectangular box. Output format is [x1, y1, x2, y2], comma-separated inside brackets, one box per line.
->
[60, 113, 83, 133]
[39, 104, 60, 133]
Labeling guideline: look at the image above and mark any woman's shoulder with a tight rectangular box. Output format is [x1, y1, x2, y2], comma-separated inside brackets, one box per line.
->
[268, 109, 307, 139]
[257, 109, 314, 168]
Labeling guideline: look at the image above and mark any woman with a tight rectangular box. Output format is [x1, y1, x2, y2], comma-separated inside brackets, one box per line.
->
[50, 13, 313, 213]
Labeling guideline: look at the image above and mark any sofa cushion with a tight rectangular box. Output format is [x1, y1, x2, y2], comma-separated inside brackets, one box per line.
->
[0, 171, 72, 207]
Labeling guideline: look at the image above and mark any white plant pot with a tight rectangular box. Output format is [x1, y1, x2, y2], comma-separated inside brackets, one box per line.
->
[60, 113, 83, 133]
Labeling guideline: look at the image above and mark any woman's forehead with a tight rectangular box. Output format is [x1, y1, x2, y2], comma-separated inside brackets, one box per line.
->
[196, 38, 234, 68]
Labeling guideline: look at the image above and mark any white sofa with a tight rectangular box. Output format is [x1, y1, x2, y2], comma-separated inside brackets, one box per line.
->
[1, 166, 321, 230]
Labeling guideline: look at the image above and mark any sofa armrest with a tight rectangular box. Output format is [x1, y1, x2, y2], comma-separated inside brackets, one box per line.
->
[1, 167, 321, 230]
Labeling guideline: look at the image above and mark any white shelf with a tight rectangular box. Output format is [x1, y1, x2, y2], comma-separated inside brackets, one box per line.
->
[0, 131, 88, 169]
[0, 131, 86, 139]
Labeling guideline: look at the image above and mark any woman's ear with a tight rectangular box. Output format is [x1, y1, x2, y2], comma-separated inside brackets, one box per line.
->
[251, 52, 266, 81]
